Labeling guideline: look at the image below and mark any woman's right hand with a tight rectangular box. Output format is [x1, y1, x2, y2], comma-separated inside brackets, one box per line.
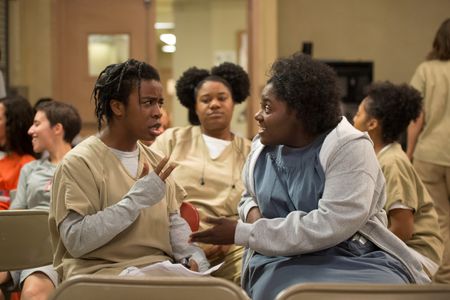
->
[133, 158, 177, 208]
[140, 157, 176, 181]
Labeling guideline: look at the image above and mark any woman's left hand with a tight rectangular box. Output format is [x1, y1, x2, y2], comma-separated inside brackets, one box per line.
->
[190, 217, 237, 245]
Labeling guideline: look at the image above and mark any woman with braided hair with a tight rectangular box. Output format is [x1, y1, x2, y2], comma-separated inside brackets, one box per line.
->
[49, 59, 209, 281]
[151, 62, 251, 283]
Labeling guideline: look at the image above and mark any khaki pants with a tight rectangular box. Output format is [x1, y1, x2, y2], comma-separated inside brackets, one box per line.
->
[414, 159, 450, 283]
[210, 245, 243, 285]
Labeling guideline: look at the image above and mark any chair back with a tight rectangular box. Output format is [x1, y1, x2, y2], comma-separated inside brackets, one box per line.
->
[275, 283, 450, 300]
[0, 209, 53, 271]
[180, 202, 200, 232]
[50, 275, 250, 300]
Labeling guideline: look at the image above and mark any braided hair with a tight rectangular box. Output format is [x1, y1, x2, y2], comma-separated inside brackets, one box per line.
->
[365, 81, 422, 144]
[175, 62, 250, 125]
[92, 59, 160, 130]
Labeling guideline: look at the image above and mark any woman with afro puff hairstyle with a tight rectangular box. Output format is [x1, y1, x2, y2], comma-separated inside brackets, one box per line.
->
[151, 62, 251, 284]
[190, 53, 431, 300]
[354, 81, 443, 278]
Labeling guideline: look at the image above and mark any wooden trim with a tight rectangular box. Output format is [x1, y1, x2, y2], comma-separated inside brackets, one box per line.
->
[247, 0, 278, 138]
[247, 0, 260, 138]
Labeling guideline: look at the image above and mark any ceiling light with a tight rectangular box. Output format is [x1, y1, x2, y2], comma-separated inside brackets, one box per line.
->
[155, 22, 175, 30]
[160, 33, 176, 45]
[162, 45, 176, 53]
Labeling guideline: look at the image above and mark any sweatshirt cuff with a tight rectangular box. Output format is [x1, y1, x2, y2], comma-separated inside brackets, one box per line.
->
[242, 201, 258, 221]
[235, 220, 253, 247]
[191, 251, 210, 273]
[130, 172, 165, 206]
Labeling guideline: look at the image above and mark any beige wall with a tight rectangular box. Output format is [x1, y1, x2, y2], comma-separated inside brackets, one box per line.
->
[9, 0, 52, 104]
[53, 0, 156, 137]
[10, 0, 249, 136]
[278, 0, 450, 83]
[14, 0, 447, 137]
[172, 0, 247, 136]
[172, 0, 212, 126]
[9, 0, 156, 137]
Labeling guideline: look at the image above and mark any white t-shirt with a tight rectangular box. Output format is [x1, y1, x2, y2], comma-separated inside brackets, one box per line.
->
[109, 146, 139, 177]
[202, 134, 231, 159]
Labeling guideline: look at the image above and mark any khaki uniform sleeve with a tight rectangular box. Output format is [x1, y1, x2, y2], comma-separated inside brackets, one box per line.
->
[52, 156, 101, 226]
[165, 178, 186, 214]
[381, 160, 419, 212]
[150, 129, 175, 157]
[410, 64, 425, 96]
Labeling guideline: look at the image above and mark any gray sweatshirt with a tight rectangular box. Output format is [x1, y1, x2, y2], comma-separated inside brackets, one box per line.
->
[236, 117, 430, 284]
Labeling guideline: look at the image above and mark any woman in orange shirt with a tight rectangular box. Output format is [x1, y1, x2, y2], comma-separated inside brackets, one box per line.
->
[0, 96, 36, 210]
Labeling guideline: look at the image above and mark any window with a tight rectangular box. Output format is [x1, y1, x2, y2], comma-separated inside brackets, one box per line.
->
[87, 34, 130, 77]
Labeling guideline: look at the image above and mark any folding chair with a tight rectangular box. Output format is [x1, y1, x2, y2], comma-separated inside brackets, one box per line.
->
[50, 275, 250, 300]
[275, 283, 450, 300]
[0, 209, 53, 271]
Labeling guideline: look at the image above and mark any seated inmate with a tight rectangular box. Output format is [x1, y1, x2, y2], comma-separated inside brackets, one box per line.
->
[151, 62, 251, 283]
[353, 81, 443, 277]
[49, 59, 208, 281]
[191, 53, 431, 300]
[0, 101, 80, 300]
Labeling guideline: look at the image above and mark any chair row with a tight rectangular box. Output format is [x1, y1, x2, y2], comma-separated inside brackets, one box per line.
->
[0, 203, 199, 272]
[2, 210, 450, 300]
[48, 275, 450, 300]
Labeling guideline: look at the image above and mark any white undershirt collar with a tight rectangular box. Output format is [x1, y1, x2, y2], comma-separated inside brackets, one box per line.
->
[202, 134, 231, 159]
[109, 146, 140, 177]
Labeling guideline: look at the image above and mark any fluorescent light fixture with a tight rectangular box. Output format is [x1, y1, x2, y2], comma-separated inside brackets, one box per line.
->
[162, 45, 176, 53]
[155, 22, 175, 29]
[160, 33, 176, 45]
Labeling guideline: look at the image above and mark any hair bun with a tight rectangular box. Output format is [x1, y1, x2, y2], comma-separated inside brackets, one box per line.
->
[211, 62, 250, 104]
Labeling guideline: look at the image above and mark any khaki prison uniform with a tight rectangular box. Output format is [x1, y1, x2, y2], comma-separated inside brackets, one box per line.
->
[151, 126, 251, 284]
[49, 136, 183, 280]
[410, 60, 450, 283]
[378, 143, 443, 275]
